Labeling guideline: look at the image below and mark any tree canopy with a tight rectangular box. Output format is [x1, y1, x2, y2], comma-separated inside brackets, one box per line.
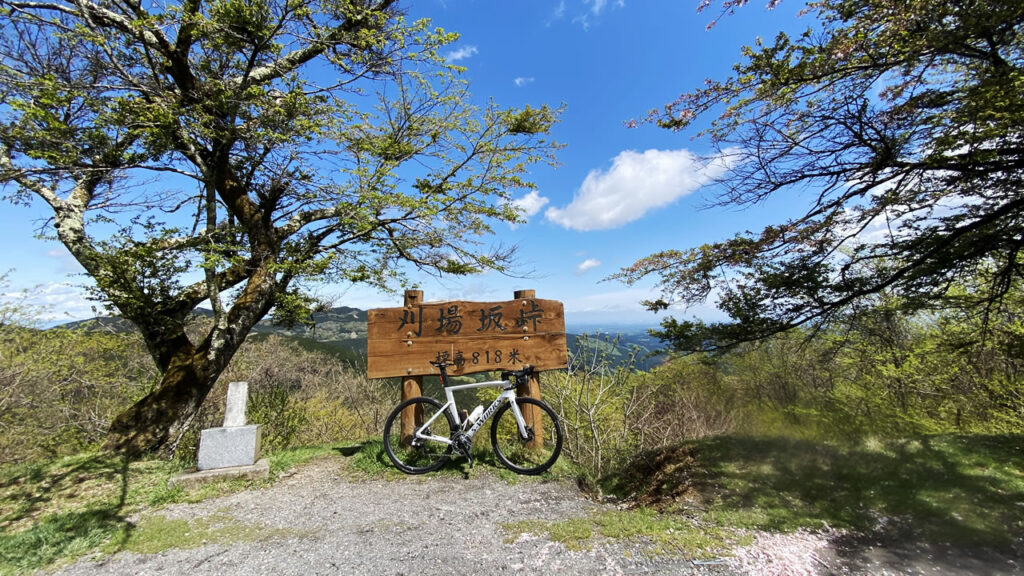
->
[0, 0, 559, 453]
[613, 0, 1024, 352]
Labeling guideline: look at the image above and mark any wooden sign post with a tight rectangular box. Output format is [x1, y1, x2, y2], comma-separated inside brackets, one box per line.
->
[399, 290, 424, 446]
[511, 290, 543, 449]
[367, 289, 568, 447]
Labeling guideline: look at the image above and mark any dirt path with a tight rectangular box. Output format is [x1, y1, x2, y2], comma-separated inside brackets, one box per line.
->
[45, 456, 1022, 576]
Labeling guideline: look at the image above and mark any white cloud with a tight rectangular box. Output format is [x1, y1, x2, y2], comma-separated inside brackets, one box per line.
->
[546, 1, 567, 26]
[557, 0, 625, 29]
[835, 175, 952, 249]
[439, 282, 502, 301]
[3, 281, 98, 325]
[575, 258, 602, 275]
[508, 190, 550, 228]
[563, 287, 655, 314]
[586, 0, 624, 15]
[513, 190, 549, 217]
[445, 45, 478, 62]
[546, 148, 733, 231]
[572, 14, 592, 30]
[514, 77, 535, 87]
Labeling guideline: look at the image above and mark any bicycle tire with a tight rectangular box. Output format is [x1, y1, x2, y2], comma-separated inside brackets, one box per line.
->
[490, 397, 563, 475]
[383, 396, 455, 474]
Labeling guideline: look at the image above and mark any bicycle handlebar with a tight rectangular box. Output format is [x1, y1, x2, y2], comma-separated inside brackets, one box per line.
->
[500, 365, 535, 383]
[428, 360, 535, 385]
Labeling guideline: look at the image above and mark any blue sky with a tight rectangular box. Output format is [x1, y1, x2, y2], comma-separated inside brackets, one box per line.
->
[1, 0, 809, 327]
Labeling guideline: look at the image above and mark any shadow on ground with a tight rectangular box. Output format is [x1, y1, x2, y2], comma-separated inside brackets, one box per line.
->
[0, 453, 137, 571]
[607, 434, 1024, 560]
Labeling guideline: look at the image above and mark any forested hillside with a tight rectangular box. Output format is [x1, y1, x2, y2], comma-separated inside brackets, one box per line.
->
[57, 307, 665, 371]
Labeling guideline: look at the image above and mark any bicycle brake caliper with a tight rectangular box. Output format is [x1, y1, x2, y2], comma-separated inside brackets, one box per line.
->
[412, 427, 431, 448]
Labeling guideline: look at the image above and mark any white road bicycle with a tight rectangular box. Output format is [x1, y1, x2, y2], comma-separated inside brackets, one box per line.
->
[383, 361, 563, 475]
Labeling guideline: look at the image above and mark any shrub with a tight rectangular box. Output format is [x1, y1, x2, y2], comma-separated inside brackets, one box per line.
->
[0, 326, 157, 464]
[545, 334, 741, 482]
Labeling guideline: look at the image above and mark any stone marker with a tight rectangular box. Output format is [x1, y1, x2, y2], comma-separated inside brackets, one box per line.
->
[223, 381, 249, 427]
[196, 381, 262, 471]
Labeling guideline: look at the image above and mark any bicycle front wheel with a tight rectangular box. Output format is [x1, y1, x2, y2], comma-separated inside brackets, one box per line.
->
[490, 397, 563, 475]
[383, 397, 455, 474]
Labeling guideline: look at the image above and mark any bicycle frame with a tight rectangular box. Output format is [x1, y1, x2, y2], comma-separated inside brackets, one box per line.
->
[413, 377, 529, 446]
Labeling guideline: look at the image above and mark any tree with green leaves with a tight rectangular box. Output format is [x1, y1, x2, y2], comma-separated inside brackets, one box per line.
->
[614, 0, 1024, 352]
[0, 0, 559, 455]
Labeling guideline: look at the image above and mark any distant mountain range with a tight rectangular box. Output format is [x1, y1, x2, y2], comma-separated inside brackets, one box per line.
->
[59, 306, 368, 339]
[57, 307, 666, 371]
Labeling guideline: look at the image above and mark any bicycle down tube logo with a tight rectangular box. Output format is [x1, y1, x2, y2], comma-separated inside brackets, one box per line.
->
[366, 297, 568, 379]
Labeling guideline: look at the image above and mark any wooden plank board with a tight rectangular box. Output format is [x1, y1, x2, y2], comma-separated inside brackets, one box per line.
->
[367, 298, 568, 379]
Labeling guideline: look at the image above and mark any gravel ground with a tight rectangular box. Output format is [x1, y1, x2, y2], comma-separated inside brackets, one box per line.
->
[43, 457, 1023, 576]
[47, 458, 740, 576]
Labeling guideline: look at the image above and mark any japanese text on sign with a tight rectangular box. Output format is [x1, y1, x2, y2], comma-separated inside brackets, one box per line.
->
[366, 298, 568, 379]
[397, 302, 545, 337]
[434, 348, 523, 368]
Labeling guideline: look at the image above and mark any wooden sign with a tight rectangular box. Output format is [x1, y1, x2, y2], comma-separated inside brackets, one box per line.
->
[367, 296, 568, 379]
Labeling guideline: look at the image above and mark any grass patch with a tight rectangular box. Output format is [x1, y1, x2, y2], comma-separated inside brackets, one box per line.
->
[594, 508, 750, 558]
[603, 434, 1024, 551]
[0, 452, 184, 575]
[0, 453, 184, 534]
[501, 508, 747, 558]
[503, 517, 593, 550]
[1, 509, 123, 574]
[107, 513, 301, 555]
[267, 444, 340, 476]
[343, 438, 408, 478]
[0, 443, 347, 575]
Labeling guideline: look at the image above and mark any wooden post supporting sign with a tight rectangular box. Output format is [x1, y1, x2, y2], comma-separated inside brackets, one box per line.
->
[513, 289, 543, 449]
[400, 290, 424, 445]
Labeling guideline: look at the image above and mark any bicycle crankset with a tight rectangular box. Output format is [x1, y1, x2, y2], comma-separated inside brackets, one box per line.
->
[452, 432, 474, 468]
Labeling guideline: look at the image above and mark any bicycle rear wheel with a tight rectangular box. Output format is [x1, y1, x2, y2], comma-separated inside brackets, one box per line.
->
[490, 397, 563, 475]
[383, 397, 455, 474]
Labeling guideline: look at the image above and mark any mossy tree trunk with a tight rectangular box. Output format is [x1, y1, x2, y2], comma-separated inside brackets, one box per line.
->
[101, 256, 285, 456]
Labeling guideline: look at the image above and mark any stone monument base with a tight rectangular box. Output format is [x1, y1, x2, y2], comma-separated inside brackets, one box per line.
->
[170, 458, 269, 489]
[197, 424, 262, 471]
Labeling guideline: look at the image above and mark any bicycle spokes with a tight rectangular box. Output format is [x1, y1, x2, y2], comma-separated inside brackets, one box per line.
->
[490, 397, 563, 475]
[383, 397, 456, 474]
